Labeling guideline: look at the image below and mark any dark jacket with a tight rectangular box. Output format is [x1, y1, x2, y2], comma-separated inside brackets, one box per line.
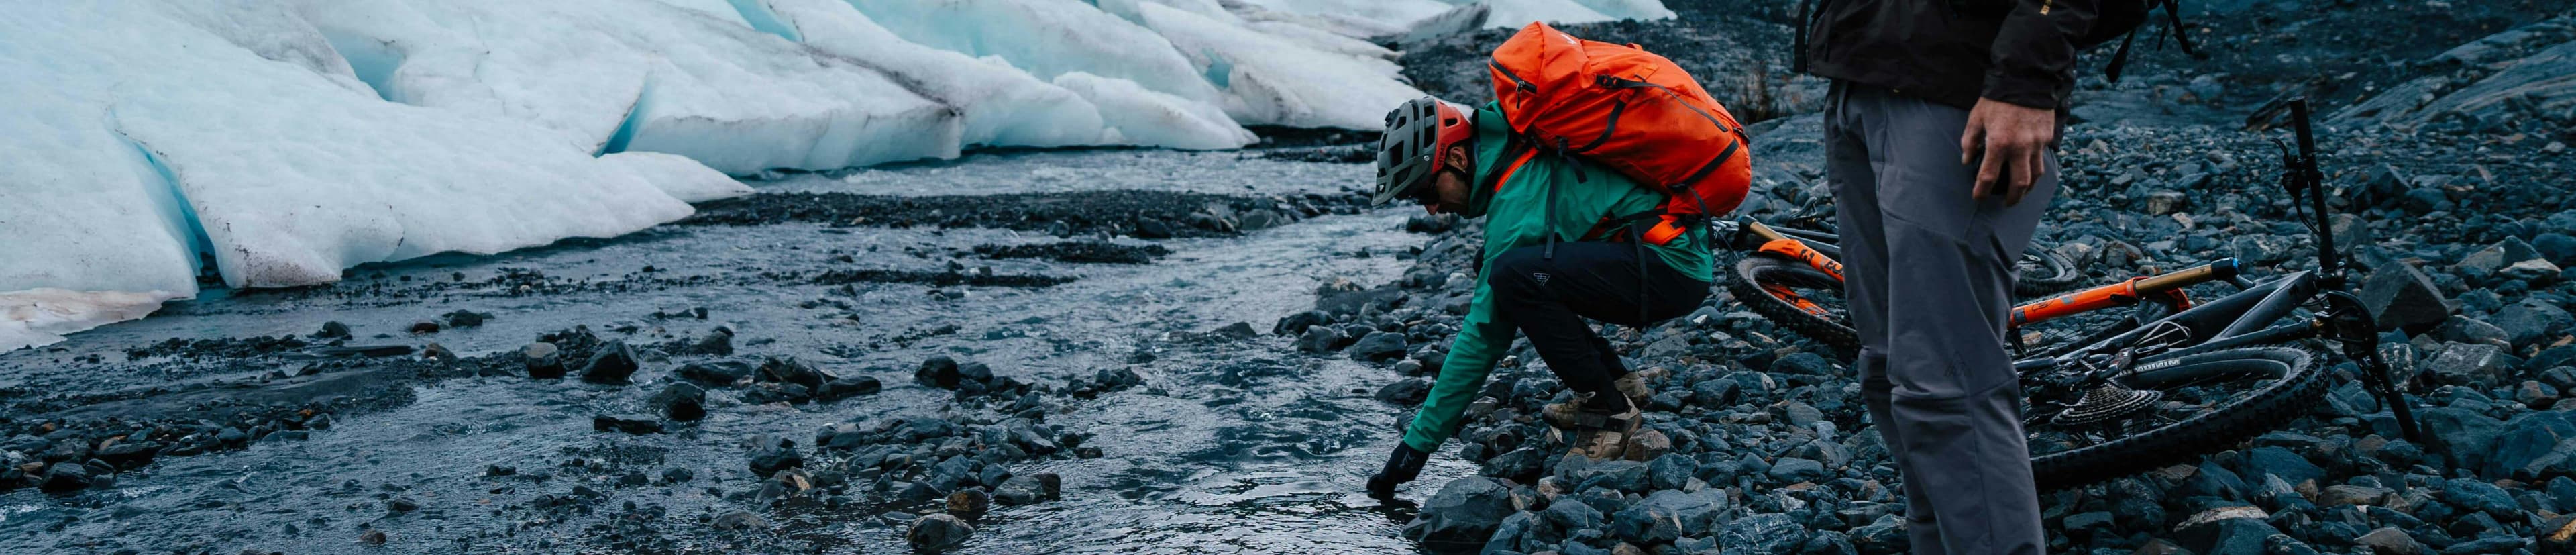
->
[1803, 0, 2112, 110]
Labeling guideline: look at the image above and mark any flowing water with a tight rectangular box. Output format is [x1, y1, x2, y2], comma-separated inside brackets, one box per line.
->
[0, 149, 1474, 554]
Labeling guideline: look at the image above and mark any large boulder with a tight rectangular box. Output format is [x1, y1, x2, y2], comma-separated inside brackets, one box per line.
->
[2359, 262, 2454, 332]
[1411, 476, 1515, 546]
[1348, 331, 1409, 362]
[906, 513, 974, 551]
[2496, 299, 2575, 349]
[1716, 513, 1807, 554]
[2424, 342, 2518, 387]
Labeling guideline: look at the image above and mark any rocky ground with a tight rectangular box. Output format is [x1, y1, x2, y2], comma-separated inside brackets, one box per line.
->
[1362, 1, 2576, 554]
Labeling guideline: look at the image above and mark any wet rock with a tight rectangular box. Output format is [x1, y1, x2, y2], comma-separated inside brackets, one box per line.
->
[2241, 446, 2325, 487]
[409, 321, 441, 334]
[1610, 501, 1682, 544]
[2355, 526, 2424, 554]
[1768, 457, 1826, 483]
[1297, 325, 1346, 353]
[580, 341, 640, 384]
[676, 359, 754, 386]
[1482, 446, 1546, 482]
[386, 497, 419, 513]
[916, 356, 964, 389]
[441, 310, 491, 327]
[486, 464, 516, 476]
[2359, 262, 2455, 332]
[523, 342, 566, 379]
[2440, 478, 2522, 519]
[1414, 476, 1514, 546]
[1717, 513, 1806, 554]
[1132, 218, 1173, 238]
[315, 321, 351, 339]
[2491, 411, 2576, 478]
[907, 513, 974, 551]
[652, 383, 707, 421]
[757, 356, 829, 390]
[360, 529, 388, 546]
[1543, 494, 1605, 531]
[1273, 310, 1330, 336]
[946, 487, 992, 519]
[1406, 213, 1458, 233]
[748, 439, 802, 476]
[813, 376, 882, 402]
[1622, 429, 1671, 462]
[91, 441, 157, 470]
[994, 476, 1047, 506]
[2425, 343, 2516, 387]
[38, 462, 91, 493]
[688, 327, 733, 356]
[2496, 299, 2574, 348]
[1348, 331, 1408, 361]
[710, 511, 765, 531]
[592, 415, 662, 435]
[2539, 515, 2576, 552]
[661, 467, 693, 484]
[1376, 378, 1431, 405]
[2173, 507, 2277, 555]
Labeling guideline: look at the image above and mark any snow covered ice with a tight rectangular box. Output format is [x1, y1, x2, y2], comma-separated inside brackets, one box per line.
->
[0, 0, 1672, 347]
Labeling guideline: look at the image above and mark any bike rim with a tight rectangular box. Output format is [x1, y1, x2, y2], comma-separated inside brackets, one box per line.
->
[1750, 263, 1848, 324]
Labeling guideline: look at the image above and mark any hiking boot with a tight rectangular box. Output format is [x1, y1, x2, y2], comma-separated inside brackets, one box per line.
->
[1542, 369, 1660, 429]
[1562, 400, 1641, 462]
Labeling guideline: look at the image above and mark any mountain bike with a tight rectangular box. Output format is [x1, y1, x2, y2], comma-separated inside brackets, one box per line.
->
[1720, 99, 2426, 491]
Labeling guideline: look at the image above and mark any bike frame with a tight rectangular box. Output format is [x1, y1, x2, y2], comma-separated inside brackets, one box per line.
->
[1724, 98, 2427, 443]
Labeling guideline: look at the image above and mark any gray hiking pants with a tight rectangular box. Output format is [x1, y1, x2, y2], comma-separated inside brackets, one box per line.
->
[1825, 81, 2057, 555]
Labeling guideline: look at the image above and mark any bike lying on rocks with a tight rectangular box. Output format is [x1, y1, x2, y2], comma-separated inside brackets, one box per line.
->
[1722, 99, 2429, 491]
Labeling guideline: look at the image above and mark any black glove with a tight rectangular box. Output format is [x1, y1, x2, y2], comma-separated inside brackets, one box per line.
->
[1365, 443, 1430, 498]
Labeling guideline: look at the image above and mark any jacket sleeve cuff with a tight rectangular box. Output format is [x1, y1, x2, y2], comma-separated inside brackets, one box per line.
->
[1980, 71, 2063, 111]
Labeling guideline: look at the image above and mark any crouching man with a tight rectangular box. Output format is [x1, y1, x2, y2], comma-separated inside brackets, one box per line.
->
[1362, 97, 1714, 497]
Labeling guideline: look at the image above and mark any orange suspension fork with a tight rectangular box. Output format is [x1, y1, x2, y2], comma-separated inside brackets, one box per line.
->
[2012, 258, 2241, 327]
[1743, 221, 1844, 281]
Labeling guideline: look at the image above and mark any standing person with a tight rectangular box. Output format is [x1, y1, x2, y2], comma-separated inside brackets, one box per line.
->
[1801, 0, 2120, 552]
[1359, 97, 1716, 497]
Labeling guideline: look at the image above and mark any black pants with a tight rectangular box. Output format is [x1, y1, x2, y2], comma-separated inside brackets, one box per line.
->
[1487, 241, 1709, 404]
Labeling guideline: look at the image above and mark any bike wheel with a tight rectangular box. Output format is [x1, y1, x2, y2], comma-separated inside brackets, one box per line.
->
[2027, 346, 2324, 491]
[1726, 254, 1859, 356]
[2015, 243, 2082, 296]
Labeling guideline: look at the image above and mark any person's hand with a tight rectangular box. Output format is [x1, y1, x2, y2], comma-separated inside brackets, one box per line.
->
[1959, 98, 2055, 206]
[1365, 443, 1430, 498]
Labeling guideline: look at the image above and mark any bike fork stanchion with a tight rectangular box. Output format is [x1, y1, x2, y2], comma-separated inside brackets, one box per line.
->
[2356, 349, 2427, 445]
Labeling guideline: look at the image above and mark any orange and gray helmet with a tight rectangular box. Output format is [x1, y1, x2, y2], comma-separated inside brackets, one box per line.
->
[1371, 98, 1473, 206]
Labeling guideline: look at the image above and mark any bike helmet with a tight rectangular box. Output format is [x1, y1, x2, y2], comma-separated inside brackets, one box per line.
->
[1372, 97, 1474, 206]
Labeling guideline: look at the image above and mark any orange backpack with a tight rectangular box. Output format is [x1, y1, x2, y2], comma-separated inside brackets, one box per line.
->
[1487, 22, 1752, 246]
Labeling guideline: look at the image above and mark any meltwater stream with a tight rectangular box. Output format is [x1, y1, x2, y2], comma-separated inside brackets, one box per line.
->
[0, 149, 1474, 554]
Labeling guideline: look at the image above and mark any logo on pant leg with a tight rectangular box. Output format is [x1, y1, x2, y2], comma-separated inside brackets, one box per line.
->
[1532, 272, 1550, 285]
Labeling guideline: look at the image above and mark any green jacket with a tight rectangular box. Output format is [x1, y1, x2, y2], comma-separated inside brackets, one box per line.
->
[1399, 103, 1715, 454]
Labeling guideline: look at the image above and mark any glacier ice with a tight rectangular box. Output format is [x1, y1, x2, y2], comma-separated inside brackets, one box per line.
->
[3, 0, 1680, 348]
[601, 152, 758, 203]
[292, 0, 964, 174]
[1229, 0, 1460, 38]
[1566, 0, 1678, 21]
[1, 289, 181, 352]
[1055, 72, 1259, 150]
[844, 0, 1228, 107]
[1137, 3, 1428, 128]
[1, 0, 706, 345]
[1467, 0, 1616, 28]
